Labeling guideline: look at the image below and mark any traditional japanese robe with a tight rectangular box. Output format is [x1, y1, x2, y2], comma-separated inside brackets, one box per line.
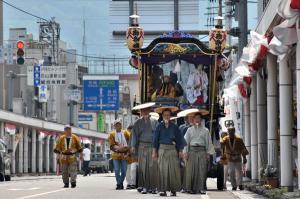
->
[186, 70, 208, 104]
[54, 133, 83, 164]
[153, 122, 185, 192]
[183, 125, 215, 192]
[221, 135, 249, 188]
[130, 117, 159, 190]
[108, 130, 130, 161]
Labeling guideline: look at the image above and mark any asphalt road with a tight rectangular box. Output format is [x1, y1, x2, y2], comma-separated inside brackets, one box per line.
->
[0, 174, 243, 199]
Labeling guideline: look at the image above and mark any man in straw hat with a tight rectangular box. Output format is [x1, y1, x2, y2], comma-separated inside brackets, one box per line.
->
[177, 109, 197, 193]
[152, 106, 184, 197]
[130, 102, 159, 194]
[183, 109, 215, 194]
[108, 119, 130, 190]
[54, 124, 83, 188]
[220, 122, 248, 191]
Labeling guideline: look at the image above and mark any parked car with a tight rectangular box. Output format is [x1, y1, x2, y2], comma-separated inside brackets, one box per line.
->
[89, 153, 109, 173]
[0, 139, 12, 182]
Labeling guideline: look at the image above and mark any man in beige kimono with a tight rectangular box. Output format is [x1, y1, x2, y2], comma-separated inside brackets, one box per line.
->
[184, 111, 215, 194]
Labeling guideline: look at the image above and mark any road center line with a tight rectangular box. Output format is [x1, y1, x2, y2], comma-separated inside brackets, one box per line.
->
[15, 189, 67, 199]
[8, 187, 40, 191]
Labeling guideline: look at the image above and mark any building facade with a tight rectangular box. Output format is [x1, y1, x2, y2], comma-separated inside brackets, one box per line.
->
[224, 0, 300, 191]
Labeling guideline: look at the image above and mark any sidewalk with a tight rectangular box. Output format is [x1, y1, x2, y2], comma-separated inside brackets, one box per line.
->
[212, 179, 267, 199]
[230, 190, 267, 199]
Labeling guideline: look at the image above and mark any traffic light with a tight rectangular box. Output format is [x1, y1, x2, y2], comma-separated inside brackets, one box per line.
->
[16, 40, 25, 65]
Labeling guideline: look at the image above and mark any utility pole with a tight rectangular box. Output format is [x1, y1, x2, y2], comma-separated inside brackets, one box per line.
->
[174, 0, 179, 30]
[0, 0, 3, 47]
[237, 0, 248, 58]
[224, 0, 233, 46]
[129, 0, 134, 25]
[217, 0, 223, 27]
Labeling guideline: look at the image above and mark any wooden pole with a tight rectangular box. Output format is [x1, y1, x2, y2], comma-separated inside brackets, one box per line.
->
[209, 55, 218, 134]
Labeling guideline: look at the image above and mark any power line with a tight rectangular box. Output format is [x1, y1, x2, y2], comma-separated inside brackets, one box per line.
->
[60, 49, 129, 60]
[2, 0, 129, 61]
[1, 0, 48, 21]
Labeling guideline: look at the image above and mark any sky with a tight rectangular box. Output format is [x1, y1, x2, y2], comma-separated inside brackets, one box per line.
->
[4, 0, 257, 57]
[4, 0, 110, 56]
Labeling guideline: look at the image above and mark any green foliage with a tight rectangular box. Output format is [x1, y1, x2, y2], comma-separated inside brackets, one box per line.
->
[264, 187, 288, 199]
[260, 165, 279, 178]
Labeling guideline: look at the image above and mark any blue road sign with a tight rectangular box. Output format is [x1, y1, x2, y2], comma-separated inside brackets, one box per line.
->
[83, 79, 119, 111]
[78, 114, 93, 121]
[34, 65, 40, 87]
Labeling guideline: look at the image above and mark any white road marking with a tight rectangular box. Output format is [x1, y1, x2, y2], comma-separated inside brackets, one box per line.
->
[201, 195, 210, 199]
[15, 189, 67, 199]
[8, 187, 40, 191]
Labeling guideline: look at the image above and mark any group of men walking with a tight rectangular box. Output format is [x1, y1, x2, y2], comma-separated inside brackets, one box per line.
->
[52, 103, 249, 196]
[108, 103, 249, 197]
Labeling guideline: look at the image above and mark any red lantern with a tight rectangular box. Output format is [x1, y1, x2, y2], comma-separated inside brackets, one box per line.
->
[126, 27, 144, 51]
[291, 0, 300, 9]
[209, 28, 227, 52]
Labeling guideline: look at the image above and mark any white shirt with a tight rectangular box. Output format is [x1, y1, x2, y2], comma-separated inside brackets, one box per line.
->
[184, 125, 215, 155]
[83, 148, 91, 161]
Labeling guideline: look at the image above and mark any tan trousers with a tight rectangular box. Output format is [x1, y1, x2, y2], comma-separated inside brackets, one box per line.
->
[61, 161, 77, 184]
[224, 165, 228, 188]
[228, 162, 243, 188]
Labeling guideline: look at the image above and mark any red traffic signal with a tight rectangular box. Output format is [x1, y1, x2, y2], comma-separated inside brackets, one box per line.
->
[16, 41, 25, 65]
[16, 41, 25, 49]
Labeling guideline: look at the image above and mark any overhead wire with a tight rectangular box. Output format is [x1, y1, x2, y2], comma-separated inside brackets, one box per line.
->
[0, 0, 49, 21]
[59, 49, 129, 60]
[3, 0, 129, 61]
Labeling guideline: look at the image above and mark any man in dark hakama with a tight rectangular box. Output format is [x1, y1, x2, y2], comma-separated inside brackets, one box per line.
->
[130, 102, 159, 194]
[152, 107, 184, 197]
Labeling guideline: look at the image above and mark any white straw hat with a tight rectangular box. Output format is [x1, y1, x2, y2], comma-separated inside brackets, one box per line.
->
[132, 102, 156, 111]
